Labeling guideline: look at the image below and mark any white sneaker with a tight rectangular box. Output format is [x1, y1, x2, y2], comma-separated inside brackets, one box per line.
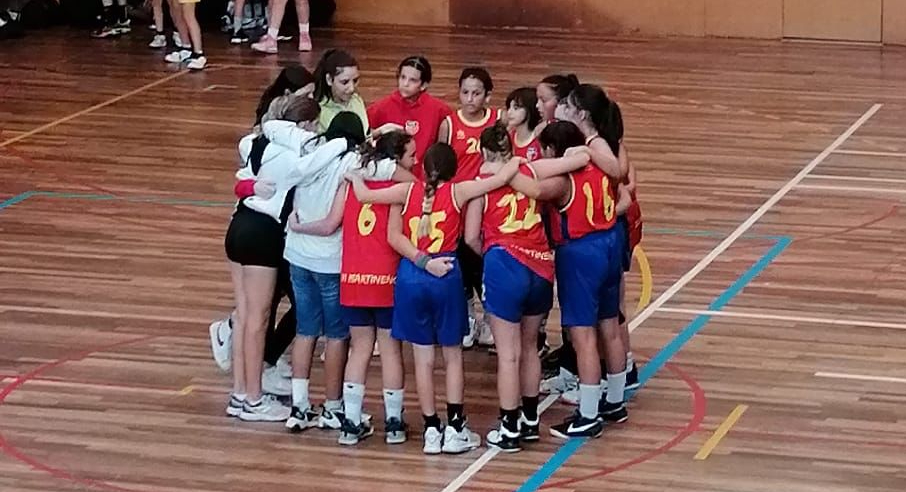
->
[276, 354, 292, 379]
[172, 32, 183, 47]
[442, 424, 481, 454]
[239, 395, 290, 422]
[540, 368, 578, 395]
[477, 316, 494, 347]
[462, 316, 477, 348]
[261, 365, 291, 396]
[187, 55, 207, 71]
[318, 405, 343, 429]
[423, 427, 443, 454]
[225, 393, 244, 417]
[286, 406, 320, 432]
[149, 33, 166, 49]
[209, 318, 232, 372]
[164, 49, 191, 63]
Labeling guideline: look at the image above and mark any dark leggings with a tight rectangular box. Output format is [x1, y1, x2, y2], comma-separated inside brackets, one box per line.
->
[262, 259, 296, 366]
[457, 239, 484, 302]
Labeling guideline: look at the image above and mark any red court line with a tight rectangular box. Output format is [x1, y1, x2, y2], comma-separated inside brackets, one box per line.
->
[0, 335, 159, 492]
[539, 361, 707, 489]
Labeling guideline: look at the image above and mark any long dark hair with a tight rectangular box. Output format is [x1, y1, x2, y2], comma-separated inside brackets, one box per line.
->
[359, 131, 413, 168]
[567, 84, 622, 156]
[313, 49, 359, 102]
[538, 121, 586, 158]
[254, 66, 315, 125]
[398, 55, 433, 84]
[305, 111, 366, 153]
[479, 121, 513, 160]
[541, 73, 580, 103]
[417, 143, 457, 238]
[506, 87, 542, 130]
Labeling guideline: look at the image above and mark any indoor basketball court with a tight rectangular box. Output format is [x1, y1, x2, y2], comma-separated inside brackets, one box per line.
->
[2, 2, 905, 491]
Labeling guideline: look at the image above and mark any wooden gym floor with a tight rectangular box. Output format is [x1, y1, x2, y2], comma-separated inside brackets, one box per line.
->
[2, 24, 906, 492]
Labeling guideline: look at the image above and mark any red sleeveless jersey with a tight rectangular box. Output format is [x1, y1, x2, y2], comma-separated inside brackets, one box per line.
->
[481, 165, 554, 281]
[402, 182, 463, 254]
[340, 181, 399, 307]
[625, 187, 643, 250]
[445, 108, 503, 183]
[510, 129, 542, 162]
[549, 162, 619, 244]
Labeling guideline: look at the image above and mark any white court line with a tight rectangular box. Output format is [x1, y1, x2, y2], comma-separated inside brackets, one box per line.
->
[627, 103, 883, 333]
[815, 372, 906, 384]
[833, 149, 906, 158]
[795, 184, 906, 195]
[440, 102, 883, 492]
[659, 307, 906, 331]
[807, 174, 906, 185]
[439, 394, 558, 492]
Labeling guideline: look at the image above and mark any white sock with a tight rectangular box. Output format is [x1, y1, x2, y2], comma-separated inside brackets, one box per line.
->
[116, 0, 127, 6]
[233, 392, 247, 401]
[291, 378, 310, 409]
[600, 378, 608, 400]
[298, 22, 309, 33]
[343, 382, 365, 425]
[267, 27, 279, 39]
[383, 388, 404, 420]
[578, 383, 600, 419]
[606, 371, 626, 404]
[233, 15, 243, 33]
[324, 399, 343, 413]
[101, 0, 113, 7]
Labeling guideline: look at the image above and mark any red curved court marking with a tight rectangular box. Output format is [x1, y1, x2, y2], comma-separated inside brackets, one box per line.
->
[0, 335, 158, 492]
[539, 360, 706, 489]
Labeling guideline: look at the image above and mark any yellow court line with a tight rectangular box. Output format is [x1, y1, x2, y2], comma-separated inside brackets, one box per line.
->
[178, 385, 196, 396]
[694, 404, 748, 460]
[634, 245, 653, 314]
[0, 71, 188, 149]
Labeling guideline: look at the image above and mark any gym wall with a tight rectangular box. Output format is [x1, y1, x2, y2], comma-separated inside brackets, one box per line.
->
[334, 0, 906, 45]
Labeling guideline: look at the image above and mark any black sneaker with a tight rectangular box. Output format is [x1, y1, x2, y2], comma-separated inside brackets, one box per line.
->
[229, 29, 250, 44]
[337, 417, 374, 445]
[598, 400, 629, 423]
[285, 406, 319, 433]
[385, 417, 408, 444]
[549, 414, 603, 439]
[518, 414, 540, 442]
[625, 364, 640, 390]
[486, 422, 521, 453]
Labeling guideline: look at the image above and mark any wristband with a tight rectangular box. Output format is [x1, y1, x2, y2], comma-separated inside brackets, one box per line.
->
[415, 252, 430, 270]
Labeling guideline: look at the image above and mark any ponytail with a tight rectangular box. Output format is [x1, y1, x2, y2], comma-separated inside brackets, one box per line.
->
[417, 143, 458, 239]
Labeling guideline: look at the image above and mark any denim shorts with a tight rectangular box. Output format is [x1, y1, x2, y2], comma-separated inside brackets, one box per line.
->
[290, 264, 348, 340]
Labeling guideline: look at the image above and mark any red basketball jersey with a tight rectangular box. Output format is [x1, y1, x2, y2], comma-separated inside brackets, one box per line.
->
[625, 188, 643, 251]
[549, 162, 619, 244]
[481, 165, 554, 281]
[511, 129, 542, 162]
[402, 182, 463, 254]
[340, 181, 399, 307]
[445, 108, 503, 183]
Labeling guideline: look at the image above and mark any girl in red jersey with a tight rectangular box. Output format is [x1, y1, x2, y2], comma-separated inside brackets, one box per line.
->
[558, 85, 633, 419]
[368, 56, 452, 178]
[505, 87, 545, 163]
[439, 67, 503, 349]
[286, 131, 416, 446]
[346, 143, 518, 455]
[504, 118, 628, 439]
[463, 123, 587, 452]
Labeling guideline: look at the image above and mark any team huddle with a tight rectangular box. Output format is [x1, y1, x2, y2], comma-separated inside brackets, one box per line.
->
[212, 50, 643, 455]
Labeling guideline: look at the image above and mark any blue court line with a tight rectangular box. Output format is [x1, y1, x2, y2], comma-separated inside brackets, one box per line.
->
[0, 191, 36, 211]
[516, 235, 792, 492]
